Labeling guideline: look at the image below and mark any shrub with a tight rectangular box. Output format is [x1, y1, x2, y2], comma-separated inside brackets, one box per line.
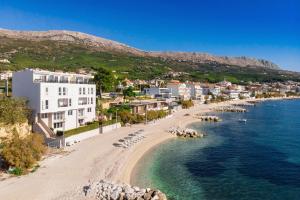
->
[146, 110, 167, 121]
[157, 110, 168, 118]
[118, 110, 135, 124]
[0, 97, 31, 125]
[133, 114, 145, 123]
[1, 131, 46, 173]
[181, 100, 194, 109]
[146, 110, 158, 121]
[8, 167, 23, 176]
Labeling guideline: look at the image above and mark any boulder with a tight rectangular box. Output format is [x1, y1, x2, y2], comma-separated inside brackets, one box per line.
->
[110, 190, 119, 200]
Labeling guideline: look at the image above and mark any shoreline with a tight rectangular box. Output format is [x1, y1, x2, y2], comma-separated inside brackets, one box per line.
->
[122, 96, 300, 186]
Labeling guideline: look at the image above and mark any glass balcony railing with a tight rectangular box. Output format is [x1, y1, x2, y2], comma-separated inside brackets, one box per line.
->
[33, 78, 94, 84]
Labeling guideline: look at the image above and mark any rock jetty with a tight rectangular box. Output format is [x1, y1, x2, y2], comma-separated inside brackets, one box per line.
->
[214, 106, 247, 112]
[233, 102, 256, 107]
[71, 180, 167, 200]
[195, 115, 221, 122]
[168, 127, 204, 138]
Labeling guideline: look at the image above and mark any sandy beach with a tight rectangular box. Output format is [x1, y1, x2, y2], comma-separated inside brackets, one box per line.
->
[0, 97, 298, 200]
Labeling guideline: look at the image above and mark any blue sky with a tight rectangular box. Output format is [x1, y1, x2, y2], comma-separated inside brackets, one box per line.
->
[0, 0, 299, 71]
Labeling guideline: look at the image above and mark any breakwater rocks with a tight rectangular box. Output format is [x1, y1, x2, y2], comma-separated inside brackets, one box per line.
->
[214, 106, 247, 112]
[80, 180, 167, 200]
[195, 115, 221, 122]
[168, 127, 204, 138]
[233, 102, 256, 107]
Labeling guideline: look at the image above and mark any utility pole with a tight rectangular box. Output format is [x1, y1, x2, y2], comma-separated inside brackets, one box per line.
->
[145, 105, 148, 124]
[115, 110, 118, 124]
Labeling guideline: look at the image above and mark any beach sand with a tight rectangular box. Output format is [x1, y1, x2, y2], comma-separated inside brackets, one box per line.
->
[0, 97, 298, 200]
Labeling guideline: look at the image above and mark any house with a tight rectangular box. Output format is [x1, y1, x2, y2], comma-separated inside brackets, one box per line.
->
[217, 80, 232, 89]
[296, 86, 300, 93]
[149, 79, 165, 87]
[239, 91, 251, 99]
[129, 101, 169, 115]
[186, 82, 203, 100]
[123, 78, 134, 88]
[167, 80, 191, 100]
[247, 83, 263, 95]
[224, 90, 240, 100]
[144, 87, 172, 100]
[0, 71, 13, 80]
[12, 68, 96, 136]
[201, 85, 211, 95]
[210, 86, 221, 96]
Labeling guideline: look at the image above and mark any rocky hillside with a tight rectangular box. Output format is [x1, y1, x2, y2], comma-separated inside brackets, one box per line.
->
[0, 29, 144, 55]
[0, 28, 299, 83]
[149, 52, 279, 69]
[0, 29, 279, 69]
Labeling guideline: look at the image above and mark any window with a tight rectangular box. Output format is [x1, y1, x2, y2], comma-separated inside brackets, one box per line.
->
[79, 87, 82, 95]
[87, 108, 92, 112]
[54, 112, 64, 120]
[78, 109, 84, 116]
[83, 88, 86, 95]
[91, 88, 94, 94]
[91, 97, 93, 104]
[45, 87, 48, 95]
[68, 110, 73, 115]
[88, 88, 90, 94]
[41, 113, 48, 118]
[45, 100, 49, 109]
[69, 99, 72, 106]
[63, 87, 67, 95]
[58, 87, 62, 95]
[87, 98, 90, 104]
[53, 122, 63, 129]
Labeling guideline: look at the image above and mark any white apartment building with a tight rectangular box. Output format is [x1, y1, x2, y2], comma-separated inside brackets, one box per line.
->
[167, 81, 191, 100]
[12, 69, 96, 136]
[210, 86, 221, 96]
[224, 90, 240, 100]
[186, 82, 203, 100]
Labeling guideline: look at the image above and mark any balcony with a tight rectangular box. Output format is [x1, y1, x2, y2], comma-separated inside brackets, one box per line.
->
[78, 97, 88, 105]
[33, 78, 94, 84]
[58, 98, 68, 107]
[53, 112, 65, 121]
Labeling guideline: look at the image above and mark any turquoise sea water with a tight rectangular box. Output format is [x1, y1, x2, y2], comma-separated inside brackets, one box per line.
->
[132, 100, 300, 200]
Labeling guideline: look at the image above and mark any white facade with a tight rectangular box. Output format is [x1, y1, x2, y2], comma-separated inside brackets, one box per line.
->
[12, 69, 96, 133]
[167, 82, 191, 100]
[0, 71, 13, 80]
[224, 90, 240, 100]
[239, 91, 251, 99]
[186, 83, 203, 100]
[210, 86, 221, 96]
[144, 87, 172, 99]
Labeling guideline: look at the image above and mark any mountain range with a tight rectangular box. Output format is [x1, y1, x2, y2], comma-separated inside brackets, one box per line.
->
[0, 28, 299, 83]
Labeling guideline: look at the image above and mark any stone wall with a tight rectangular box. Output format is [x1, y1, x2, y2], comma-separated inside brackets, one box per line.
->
[65, 123, 121, 146]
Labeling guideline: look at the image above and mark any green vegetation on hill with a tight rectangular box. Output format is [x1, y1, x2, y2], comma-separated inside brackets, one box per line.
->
[1, 36, 300, 83]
